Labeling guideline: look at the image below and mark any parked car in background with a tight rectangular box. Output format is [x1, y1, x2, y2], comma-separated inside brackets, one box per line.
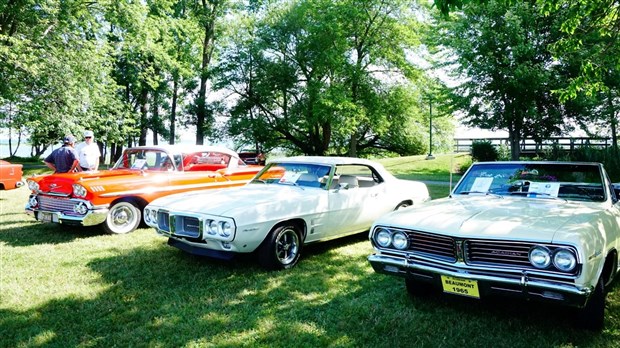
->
[25, 145, 262, 234]
[144, 156, 430, 270]
[0, 160, 24, 190]
[368, 161, 620, 330]
[238, 149, 266, 165]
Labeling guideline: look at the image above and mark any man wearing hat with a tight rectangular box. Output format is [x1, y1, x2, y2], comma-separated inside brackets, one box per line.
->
[44, 135, 80, 173]
[76, 130, 101, 171]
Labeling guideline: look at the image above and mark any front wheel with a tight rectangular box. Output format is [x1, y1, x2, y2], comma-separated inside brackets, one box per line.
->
[575, 277, 606, 330]
[103, 200, 141, 234]
[258, 224, 302, 270]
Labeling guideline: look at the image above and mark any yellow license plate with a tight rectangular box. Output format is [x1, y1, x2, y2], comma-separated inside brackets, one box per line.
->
[441, 275, 480, 299]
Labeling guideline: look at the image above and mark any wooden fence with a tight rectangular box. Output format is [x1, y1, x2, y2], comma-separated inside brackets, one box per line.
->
[454, 137, 611, 154]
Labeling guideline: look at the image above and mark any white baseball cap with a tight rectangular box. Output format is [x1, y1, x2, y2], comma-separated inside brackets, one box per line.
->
[83, 130, 94, 138]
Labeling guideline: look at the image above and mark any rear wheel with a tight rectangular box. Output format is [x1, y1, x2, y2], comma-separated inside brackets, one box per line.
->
[258, 224, 302, 270]
[103, 200, 141, 234]
[575, 277, 606, 330]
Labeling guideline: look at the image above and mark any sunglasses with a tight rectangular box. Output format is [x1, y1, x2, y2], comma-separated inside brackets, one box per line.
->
[85, 136, 92, 139]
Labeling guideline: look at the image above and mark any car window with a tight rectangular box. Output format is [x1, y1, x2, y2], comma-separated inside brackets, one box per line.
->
[454, 163, 606, 202]
[253, 162, 332, 189]
[113, 149, 177, 171]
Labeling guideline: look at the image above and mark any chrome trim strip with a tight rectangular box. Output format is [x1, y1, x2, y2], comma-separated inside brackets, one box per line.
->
[99, 180, 250, 198]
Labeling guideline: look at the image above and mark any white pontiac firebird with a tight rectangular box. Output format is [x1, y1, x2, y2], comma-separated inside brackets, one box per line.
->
[368, 161, 620, 330]
[144, 156, 430, 270]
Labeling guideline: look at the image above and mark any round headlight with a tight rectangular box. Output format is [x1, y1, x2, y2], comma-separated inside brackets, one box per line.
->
[29, 196, 39, 208]
[207, 220, 218, 235]
[375, 229, 392, 248]
[72, 184, 87, 198]
[553, 249, 577, 272]
[73, 202, 89, 215]
[392, 231, 409, 250]
[27, 180, 39, 191]
[219, 221, 232, 237]
[529, 246, 551, 269]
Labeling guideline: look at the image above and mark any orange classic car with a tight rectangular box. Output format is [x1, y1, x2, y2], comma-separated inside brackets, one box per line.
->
[25, 145, 262, 234]
[0, 160, 24, 190]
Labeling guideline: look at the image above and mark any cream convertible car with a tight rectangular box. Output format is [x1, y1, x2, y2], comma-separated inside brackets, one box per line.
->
[144, 156, 430, 270]
[368, 161, 620, 329]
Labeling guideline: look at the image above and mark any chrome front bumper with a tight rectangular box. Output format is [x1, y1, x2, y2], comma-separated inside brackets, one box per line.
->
[25, 204, 109, 226]
[368, 253, 593, 307]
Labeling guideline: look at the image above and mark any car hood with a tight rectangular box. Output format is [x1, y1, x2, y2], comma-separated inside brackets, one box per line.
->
[376, 195, 603, 243]
[149, 183, 316, 216]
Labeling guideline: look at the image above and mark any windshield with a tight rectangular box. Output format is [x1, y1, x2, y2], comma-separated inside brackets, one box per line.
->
[454, 162, 606, 202]
[252, 162, 332, 189]
[113, 149, 181, 171]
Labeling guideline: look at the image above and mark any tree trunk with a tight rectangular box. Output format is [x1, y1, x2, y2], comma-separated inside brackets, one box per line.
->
[508, 128, 521, 160]
[195, 0, 218, 145]
[138, 88, 148, 146]
[170, 77, 178, 144]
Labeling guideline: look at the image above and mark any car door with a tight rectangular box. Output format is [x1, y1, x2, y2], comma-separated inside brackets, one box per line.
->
[326, 164, 387, 237]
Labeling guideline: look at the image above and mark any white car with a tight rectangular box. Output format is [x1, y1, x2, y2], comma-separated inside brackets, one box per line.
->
[145, 156, 430, 269]
[368, 161, 620, 329]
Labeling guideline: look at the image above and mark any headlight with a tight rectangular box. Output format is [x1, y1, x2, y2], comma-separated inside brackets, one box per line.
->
[529, 246, 551, 269]
[144, 208, 155, 224]
[73, 202, 89, 215]
[207, 220, 218, 235]
[219, 221, 232, 237]
[72, 184, 87, 197]
[392, 231, 409, 250]
[375, 228, 392, 248]
[27, 180, 39, 191]
[553, 248, 577, 272]
[29, 196, 39, 209]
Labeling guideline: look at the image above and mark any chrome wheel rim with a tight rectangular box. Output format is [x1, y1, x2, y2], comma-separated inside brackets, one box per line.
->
[275, 227, 299, 265]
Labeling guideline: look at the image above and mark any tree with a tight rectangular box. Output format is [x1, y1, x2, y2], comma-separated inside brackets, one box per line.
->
[433, 0, 567, 159]
[215, 0, 450, 156]
[433, 0, 620, 101]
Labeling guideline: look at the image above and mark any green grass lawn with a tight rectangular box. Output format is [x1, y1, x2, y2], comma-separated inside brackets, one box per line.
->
[2, 155, 620, 347]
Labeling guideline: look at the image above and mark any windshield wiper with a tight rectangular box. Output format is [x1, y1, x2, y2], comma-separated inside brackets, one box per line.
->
[526, 192, 567, 201]
[458, 191, 503, 198]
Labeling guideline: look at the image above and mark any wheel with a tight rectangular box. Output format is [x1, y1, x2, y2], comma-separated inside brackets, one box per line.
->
[258, 224, 302, 270]
[575, 277, 606, 330]
[395, 201, 411, 210]
[405, 277, 433, 297]
[103, 200, 142, 234]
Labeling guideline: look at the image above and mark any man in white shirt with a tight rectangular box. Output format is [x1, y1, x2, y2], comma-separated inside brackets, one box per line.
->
[76, 130, 101, 171]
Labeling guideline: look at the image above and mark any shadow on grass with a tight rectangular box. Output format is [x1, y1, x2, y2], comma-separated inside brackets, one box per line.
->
[2, 237, 618, 347]
[0, 220, 105, 246]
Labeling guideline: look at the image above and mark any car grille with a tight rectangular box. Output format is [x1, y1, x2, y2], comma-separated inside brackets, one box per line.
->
[164, 214, 201, 239]
[408, 231, 456, 262]
[397, 230, 578, 275]
[465, 240, 532, 267]
[157, 211, 170, 232]
[38, 196, 81, 217]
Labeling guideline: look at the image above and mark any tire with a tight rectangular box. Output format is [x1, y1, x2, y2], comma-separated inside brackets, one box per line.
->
[103, 200, 142, 234]
[395, 201, 412, 210]
[258, 224, 302, 270]
[405, 277, 433, 297]
[575, 277, 606, 330]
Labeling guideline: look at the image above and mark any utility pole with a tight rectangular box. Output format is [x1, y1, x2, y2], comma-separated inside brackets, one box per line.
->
[426, 97, 435, 160]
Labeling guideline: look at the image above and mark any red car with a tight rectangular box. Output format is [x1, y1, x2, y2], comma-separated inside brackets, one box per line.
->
[0, 160, 24, 190]
[25, 145, 262, 234]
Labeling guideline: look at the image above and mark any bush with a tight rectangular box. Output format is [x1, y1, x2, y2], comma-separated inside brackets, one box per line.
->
[471, 140, 498, 162]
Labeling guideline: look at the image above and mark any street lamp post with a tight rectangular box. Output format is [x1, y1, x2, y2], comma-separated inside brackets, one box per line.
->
[425, 97, 435, 160]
